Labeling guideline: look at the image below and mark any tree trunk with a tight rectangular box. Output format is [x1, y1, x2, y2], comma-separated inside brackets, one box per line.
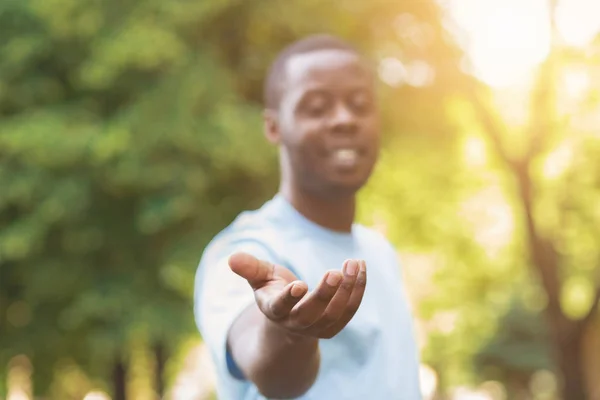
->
[112, 356, 127, 400]
[506, 371, 533, 400]
[582, 319, 600, 399]
[461, 6, 598, 395]
[529, 251, 589, 400]
[553, 327, 587, 400]
[513, 168, 590, 400]
[154, 342, 166, 399]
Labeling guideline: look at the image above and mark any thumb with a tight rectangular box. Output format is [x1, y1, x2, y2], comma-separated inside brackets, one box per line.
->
[228, 251, 274, 289]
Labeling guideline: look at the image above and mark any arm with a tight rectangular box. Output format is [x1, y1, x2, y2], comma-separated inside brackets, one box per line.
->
[227, 253, 367, 399]
[228, 304, 320, 398]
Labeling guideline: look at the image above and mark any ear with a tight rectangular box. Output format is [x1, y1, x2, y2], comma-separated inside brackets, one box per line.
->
[263, 109, 281, 145]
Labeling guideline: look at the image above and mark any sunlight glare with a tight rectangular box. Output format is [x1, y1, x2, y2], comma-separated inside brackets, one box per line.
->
[464, 136, 487, 167]
[452, 387, 494, 400]
[449, 0, 551, 87]
[404, 60, 436, 87]
[556, 0, 600, 47]
[169, 342, 216, 400]
[563, 68, 590, 100]
[543, 142, 573, 179]
[431, 311, 459, 334]
[83, 391, 111, 400]
[7, 390, 29, 400]
[419, 364, 439, 400]
[7, 356, 32, 400]
[378, 58, 435, 87]
[379, 57, 406, 87]
[459, 185, 514, 258]
[530, 370, 559, 397]
[479, 381, 507, 400]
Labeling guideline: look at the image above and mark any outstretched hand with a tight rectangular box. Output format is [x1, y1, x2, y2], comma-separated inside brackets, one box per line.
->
[228, 252, 367, 339]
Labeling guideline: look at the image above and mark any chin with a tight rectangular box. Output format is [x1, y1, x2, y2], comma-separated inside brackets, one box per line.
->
[300, 166, 374, 198]
[334, 166, 373, 187]
[327, 175, 371, 197]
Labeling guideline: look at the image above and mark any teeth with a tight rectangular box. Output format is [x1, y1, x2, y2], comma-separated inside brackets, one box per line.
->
[333, 149, 358, 165]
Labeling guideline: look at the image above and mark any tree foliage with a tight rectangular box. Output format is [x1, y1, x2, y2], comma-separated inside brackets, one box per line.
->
[0, 0, 469, 397]
[3, 0, 598, 398]
[359, 4, 600, 398]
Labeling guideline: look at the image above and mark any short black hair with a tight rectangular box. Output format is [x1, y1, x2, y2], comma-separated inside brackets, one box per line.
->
[263, 34, 361, 110]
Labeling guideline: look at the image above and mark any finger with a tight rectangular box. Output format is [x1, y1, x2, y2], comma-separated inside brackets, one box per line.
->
[260, 280, 308, 320]
[321, 260, 367, 339]
[289, 270, 343, 328]
[228, 252, 273, 289]
[308, 259, 359, 332]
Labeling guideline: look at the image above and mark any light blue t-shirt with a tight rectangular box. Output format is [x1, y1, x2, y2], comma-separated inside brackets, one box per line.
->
[194, 194, 422, 400]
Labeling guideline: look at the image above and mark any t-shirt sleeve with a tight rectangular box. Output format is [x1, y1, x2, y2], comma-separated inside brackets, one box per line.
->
[194, 241, 274, 383]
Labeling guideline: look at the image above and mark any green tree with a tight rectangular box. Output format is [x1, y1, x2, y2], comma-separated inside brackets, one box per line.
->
[1, 0, 471, 398]
[0, 0, 276, 397]
[465, 6, 600, 397]
[475, 301, 554, 399]
[360, 2, 600, 399]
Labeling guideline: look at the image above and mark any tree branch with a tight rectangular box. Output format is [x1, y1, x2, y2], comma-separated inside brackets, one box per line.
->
[580, 272, 600, 330]
[466, 86, 518, 168]
[525, 0, 560, 157]
[467, 81, 562, 301]
[524, 57, 557, 161]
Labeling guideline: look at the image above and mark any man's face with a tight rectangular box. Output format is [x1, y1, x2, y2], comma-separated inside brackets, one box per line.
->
[274, 49, 381, 197]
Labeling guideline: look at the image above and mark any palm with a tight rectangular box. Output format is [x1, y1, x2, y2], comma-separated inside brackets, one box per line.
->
[267, 264, 299, 287]
[229, 251, 367, 339]
[253, 264, 303, 318]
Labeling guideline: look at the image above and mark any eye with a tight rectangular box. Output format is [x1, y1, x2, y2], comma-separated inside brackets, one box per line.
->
[301, 93, 331, 117]
[348, 91, 373, 115]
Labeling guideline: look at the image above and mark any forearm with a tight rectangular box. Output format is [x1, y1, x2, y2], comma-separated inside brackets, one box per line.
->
[228, 304, 320, 398]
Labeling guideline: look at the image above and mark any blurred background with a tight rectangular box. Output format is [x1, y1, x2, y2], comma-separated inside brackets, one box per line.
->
[1, 0, 600, 399]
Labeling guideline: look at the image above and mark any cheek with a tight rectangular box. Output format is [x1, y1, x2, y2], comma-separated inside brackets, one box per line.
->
[365, 121, 381, 150]
[282, 118, 323, 150]
[284, 129, 326, 175]
[366, 116, 381, 136]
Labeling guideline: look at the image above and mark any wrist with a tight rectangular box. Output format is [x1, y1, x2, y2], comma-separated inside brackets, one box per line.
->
[263, 317, 318, 347]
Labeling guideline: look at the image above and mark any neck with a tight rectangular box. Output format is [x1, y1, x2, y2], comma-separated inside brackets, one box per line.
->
[279, 182, 356, 233]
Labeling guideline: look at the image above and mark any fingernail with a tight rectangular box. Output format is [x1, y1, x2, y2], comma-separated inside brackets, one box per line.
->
[345, 260, 358, 276]
[291, 284, 305, 297]
[326, 272, 342, 286]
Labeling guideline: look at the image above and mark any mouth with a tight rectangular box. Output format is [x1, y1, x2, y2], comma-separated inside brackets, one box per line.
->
[330, 148, 361, 168]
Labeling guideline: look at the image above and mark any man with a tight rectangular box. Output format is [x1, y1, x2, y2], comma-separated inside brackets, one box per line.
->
[194, 34, 422, 400]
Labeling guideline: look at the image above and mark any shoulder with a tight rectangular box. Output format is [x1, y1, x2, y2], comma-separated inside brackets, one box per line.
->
[200, 199, 284, 267]
[353, 223, 405, 283]
[193, 201, 282, 329]
[354, 224, 399, 261]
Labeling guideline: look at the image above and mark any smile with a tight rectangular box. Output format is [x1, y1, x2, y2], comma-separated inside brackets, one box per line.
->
[331, 148, 360, 167]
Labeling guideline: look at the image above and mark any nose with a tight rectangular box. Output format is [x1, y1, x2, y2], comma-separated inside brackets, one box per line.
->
[330, 103, 358, 135]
